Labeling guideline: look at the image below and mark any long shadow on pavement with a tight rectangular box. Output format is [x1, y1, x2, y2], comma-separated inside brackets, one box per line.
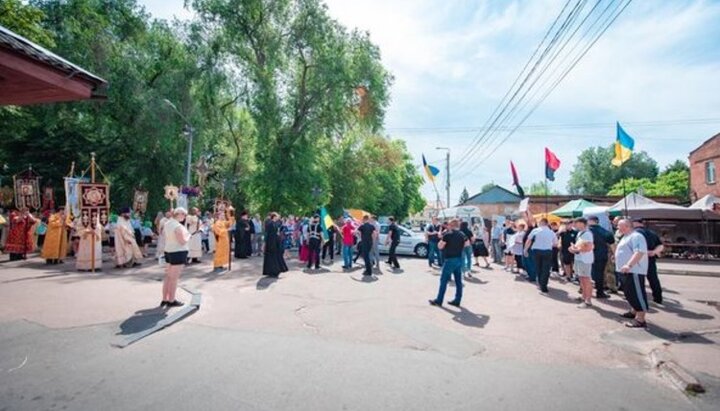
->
[440, 306, 489, 328]
[117, 307, 168, 335]
[256, 276, 278, 290]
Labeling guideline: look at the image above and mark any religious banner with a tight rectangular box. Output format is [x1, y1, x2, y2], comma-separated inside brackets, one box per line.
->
[42, 186, 55, 211]
[0, 186, 13, 208]
[214, 198, 232, 215]
[64, 177, 88, 218]
[13, 168, 41, 210]
[177, 193, 188, 211]
[133, 189, 149, 213]
[77, 183, 110, 227]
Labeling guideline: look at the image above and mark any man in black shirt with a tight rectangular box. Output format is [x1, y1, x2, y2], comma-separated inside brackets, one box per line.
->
[385, 217, 401, 269]
[429, 219, 469, 307]
[588, 216, 615, 299]
[425, 217, 443, 267]
[356, 215, 377, 276]
[306, 215, 323, 270]
[633, 218, 664, 304]
[559, 222, 577, 278]
[322, 224, 339, 263]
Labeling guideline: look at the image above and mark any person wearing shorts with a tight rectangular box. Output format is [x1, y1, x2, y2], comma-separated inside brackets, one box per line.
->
[161, 208, 190, 308]
[568, 217, 595, 308]
[570, 218, 594, 308]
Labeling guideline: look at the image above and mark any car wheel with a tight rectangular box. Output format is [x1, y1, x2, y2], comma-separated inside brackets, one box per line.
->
[414, 243, 429, 258]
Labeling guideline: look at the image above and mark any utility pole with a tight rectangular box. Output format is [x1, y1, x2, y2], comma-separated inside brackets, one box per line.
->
[437, 147, 450, 207]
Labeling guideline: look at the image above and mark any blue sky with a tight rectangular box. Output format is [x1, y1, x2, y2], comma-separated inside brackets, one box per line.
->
[139, 0, 720, 204]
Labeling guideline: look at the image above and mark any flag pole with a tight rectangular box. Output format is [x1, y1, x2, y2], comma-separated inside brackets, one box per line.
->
[621, 164, 628, 217]
[432, 180, 447, 219]
[544, 177, 549, 215]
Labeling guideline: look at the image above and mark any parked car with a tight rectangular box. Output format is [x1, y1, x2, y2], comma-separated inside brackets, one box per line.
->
[377, 223, 428, 258]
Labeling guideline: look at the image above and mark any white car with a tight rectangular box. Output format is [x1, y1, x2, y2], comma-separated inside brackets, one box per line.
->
[377, 224, 428, 258]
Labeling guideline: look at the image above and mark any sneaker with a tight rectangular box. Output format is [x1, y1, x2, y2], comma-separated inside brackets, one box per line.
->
[428, 299, 441, 306]
[167, 300, 184, 307]
[577, 301, 592, 309]
[448, 300, 461, 307]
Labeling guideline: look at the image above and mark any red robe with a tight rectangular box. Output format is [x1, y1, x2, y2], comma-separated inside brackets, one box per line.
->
[5, 212, 36, 255]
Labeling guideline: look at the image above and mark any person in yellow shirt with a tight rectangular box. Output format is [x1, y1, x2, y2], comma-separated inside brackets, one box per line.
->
[41, 207, 69, 265]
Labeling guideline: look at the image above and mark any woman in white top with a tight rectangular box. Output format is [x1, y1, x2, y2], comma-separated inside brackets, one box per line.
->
[161, 208, 190, 308]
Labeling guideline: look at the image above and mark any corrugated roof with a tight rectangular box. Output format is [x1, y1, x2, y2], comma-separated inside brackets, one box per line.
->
[0, 24, 106, 87]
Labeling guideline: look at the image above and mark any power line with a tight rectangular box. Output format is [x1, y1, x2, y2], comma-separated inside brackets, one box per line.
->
[452, 0, 580, 171]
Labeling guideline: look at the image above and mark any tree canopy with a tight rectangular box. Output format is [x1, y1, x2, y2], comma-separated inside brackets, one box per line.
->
[0, 0, 424, 220]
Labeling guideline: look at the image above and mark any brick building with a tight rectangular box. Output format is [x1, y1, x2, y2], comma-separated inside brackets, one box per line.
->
[689, 133, 720, 201]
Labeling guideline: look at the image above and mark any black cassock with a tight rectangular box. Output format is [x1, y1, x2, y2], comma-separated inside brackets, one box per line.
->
[234, 219, 253, 259]
[262, 219, 288, 277]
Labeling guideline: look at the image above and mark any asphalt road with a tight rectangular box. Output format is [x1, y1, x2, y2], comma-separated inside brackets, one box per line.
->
[0, 254, 718, 411]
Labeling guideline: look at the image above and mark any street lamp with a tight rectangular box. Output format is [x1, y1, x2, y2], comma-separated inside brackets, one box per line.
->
[436, 147, 450, 207]
[163, 98, 194, 187]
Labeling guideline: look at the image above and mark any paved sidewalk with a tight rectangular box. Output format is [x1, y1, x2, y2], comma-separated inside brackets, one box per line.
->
[658, 260, 720, 277]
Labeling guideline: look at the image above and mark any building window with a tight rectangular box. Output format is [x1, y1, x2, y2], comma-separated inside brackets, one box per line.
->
[706, 161, 717, 184]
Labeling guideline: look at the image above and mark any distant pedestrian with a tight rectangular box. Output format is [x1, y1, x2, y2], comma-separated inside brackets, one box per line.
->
[306, 215, 322, 270]
[459, 221, 474, 277]
[632, 218, 664, 305]
[558, 220, 577, 279]
[525, 218, 557, 293]
[425, 216, 443, 267]
[615, 219, 649, 328]
[341, 219, 355, 269]
[161, 207, 190, 308]
[356, 215, 376, 276]
[472, 223, 491, 269]
[385, 216, 401, 269]
[588, 216, 614, 299]
[490, 219, 503, 264]
[429, 218, 469, 307]
[502, 220, 516, 270]
[569, 217, 594, 308]
[262, 212, 289, 278]
[370, 215, 381, 268]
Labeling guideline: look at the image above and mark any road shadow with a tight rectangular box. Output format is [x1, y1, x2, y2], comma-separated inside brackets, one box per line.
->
[2, 272, 72, 283]
[389, 268, 404, 275]
[256, 276, 278, 290]
[440, 305, 489, 328]
[658, 299, 715, 320]
[351, 275, 378, 283]
[464, 276, 488, 285]
[117, 307, 167, 335]
[303, 267, 331, 275]
[543, 288, 575, 304]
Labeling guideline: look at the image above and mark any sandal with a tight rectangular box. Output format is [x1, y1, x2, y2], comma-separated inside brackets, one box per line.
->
[624, 320, 647, 328]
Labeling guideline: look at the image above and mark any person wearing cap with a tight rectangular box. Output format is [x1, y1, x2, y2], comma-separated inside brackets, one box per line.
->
[569, 217, 594, 308]
[632, 218, 664, 304]
[525, 218, 558, 293]
[429, 218, 469, 307]
[615, 219, 649, 328]
[588, 215, 615, 299]
[114, 207, 143, 268]
[161, 207, 191, 308]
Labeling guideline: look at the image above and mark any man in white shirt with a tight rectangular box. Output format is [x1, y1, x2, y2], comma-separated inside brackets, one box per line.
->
[569, 217, 594, 308]
[525, 218, 558, 293]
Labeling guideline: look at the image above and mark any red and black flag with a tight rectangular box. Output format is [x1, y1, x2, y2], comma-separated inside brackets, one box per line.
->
[510, 161, 525, 198]
[544, 148, 561, 182]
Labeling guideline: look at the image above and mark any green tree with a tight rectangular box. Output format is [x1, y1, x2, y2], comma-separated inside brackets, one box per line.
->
[528, 181, 559, 196]
[567, 145, 659, 195]
[662, 159, 689, 175]
[607, 169, 689, 202]
[479, 182, 495, 193]
[191, 0, 393, 214]
[459, 187, 469, 204]
[0, 0, 55, 47]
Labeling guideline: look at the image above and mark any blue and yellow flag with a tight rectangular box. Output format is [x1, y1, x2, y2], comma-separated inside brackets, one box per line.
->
[612, 122, 635, 167]
[320, 206, 334, 241]
[422, 154, 440, 183]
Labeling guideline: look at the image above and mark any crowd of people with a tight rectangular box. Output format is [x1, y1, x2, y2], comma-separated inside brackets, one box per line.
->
[0, 204, 665, 328]
[481, 214, 663, 328]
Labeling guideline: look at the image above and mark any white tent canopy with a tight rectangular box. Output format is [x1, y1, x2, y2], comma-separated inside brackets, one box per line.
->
[690, 194, 720, 211]
[608, 193, 719, 220]
[439, 205, 484, 220]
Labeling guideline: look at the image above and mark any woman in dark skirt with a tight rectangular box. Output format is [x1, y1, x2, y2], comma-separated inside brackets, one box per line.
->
[262, 212, 289, 277]
[472, 223, 491, 268]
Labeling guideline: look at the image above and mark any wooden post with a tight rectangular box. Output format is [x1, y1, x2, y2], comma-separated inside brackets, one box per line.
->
[90, 153, 96, 273]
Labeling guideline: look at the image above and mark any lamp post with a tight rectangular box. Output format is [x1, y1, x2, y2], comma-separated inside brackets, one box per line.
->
[436, 147, 450, 208]
[163, 99, 193, 187]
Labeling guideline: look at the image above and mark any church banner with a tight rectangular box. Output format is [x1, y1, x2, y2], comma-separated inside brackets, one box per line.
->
[78, 183, 110, 227]
[13, 169, 41, 210]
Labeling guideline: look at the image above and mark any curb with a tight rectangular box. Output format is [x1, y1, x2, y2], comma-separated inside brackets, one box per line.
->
[649, 349, 706, 395]
[659, 269, 720, 278]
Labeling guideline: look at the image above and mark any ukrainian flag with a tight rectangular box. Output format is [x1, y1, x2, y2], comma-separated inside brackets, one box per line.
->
[422, 154, 440, 183]
[612, 122, 634, 167]
[320, 207, 334, 241]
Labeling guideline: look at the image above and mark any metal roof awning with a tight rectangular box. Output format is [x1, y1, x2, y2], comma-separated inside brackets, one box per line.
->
[0, 24, 107, 105]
